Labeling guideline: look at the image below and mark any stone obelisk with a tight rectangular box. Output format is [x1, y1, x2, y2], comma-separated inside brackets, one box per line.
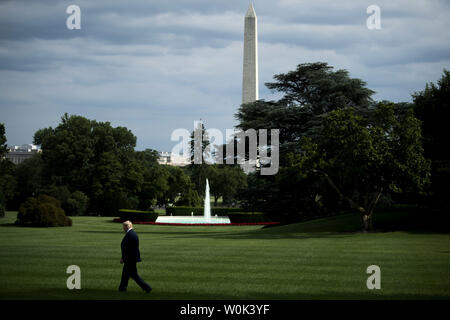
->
[242, 3, 259, 104]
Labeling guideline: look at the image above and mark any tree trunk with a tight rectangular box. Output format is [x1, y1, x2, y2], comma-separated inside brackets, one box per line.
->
[361, 187, 383, 232]
[360, 213, 373, 232]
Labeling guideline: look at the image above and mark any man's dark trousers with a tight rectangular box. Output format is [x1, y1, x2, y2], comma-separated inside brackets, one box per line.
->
[119, 262, 151, 292]
[119, 229, 151, 292]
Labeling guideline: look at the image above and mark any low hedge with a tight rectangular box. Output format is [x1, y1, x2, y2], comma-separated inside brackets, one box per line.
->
[118, 209, 158, 222]
[165, 206, 244, 216]
[227, 212, 272, 223]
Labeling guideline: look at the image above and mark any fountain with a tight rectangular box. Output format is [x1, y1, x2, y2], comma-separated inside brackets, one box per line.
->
[204, 178, 211, 222]
[155, 179, 231, 225]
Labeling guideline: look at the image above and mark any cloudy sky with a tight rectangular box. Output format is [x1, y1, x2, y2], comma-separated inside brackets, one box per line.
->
[0, 0, 449, 151]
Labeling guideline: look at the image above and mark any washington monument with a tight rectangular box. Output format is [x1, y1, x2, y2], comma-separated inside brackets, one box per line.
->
[242, 3, 259, 104]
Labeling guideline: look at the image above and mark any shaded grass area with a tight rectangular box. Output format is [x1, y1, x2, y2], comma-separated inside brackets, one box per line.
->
[0, 209, 449, 300]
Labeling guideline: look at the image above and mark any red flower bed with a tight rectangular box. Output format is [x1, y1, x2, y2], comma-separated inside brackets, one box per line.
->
[112, 218, 279, 226]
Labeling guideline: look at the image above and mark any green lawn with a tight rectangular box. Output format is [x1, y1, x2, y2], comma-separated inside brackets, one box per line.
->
[0, 210, 449, 300]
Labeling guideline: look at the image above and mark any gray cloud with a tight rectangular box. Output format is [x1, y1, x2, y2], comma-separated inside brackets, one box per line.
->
[0, 0, 449, 151]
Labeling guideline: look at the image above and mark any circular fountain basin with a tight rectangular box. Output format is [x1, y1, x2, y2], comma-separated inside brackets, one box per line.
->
[155, 216, 231, 224]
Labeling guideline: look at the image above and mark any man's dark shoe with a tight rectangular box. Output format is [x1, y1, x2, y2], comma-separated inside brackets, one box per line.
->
[144, 287, 152, 293]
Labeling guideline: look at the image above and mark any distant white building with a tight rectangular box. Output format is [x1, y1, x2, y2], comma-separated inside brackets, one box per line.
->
[158, 151, 190, 167]
[6, 144, 40, 165]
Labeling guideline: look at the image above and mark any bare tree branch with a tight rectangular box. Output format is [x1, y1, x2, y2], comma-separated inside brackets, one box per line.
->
[312, 169, 366, 214]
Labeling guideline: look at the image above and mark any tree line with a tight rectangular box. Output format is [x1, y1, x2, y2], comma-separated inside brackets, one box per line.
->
[0, 116, 247, 216]
[232, 63, 449, 231]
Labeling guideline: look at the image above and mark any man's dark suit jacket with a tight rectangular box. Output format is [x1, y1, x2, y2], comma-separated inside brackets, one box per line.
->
[121, 229, 142, 264]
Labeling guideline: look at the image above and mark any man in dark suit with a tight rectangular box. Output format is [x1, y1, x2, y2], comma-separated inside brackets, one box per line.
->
[119, 220, 152, 293]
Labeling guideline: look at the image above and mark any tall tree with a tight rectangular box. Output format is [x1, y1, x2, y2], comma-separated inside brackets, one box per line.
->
[0, 123, 8, 158]
[188, 121, 211, 196]
[290, 104, 430, 231]
[0, 124, 16, 209]
[265, 62, 374, 112]
[33, 113, 141, 215]
[235, 62, 378, 221]
[190, 121, 210, 164]
[236, 62, 376, 157]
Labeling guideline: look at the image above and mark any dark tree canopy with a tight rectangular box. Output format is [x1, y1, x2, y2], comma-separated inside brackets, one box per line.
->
[0, 124, 16, 209]
[34, 113, 136, 190]
[280, 104, 430, 230]
[208, 164, 247, 206]
[235, 62, 430, 228]
[33, 113, 139, 214]
[0, 123, 8, 158]
[413, 69, 450, 212]
[265, 62, 375, 113]
[16, 113, 201, 215]
[413, 69, 450, 163]
[236, 62, 376, 156]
